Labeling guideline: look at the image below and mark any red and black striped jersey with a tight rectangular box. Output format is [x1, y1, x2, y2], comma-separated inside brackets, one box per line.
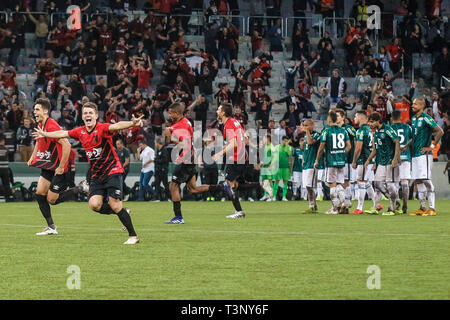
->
[30, 118, 69, 171]
[223, 117, 247, 163]
[68, 122, 124, 179]
[168, 117, 193, 164]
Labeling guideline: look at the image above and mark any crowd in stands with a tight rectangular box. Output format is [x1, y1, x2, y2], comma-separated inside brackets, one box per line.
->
[0, 0, 449, 200]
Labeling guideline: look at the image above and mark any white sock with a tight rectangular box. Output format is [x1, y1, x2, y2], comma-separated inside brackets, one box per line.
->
[317, 183, 323, 198]
[366, 182, 376, 207]
[386, 182, 398, 211]
[423, 180, 435, 209]
[330, 187, 339, 209]
[344, 185, 352, 208]
[357, 182, 366, 211]
[337, 184, 346, 207]
[417, 183, 427, 209]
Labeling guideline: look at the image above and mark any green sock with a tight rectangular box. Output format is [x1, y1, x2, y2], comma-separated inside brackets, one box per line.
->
[272, 182, 278, 198]
[282, 182, 288, 198]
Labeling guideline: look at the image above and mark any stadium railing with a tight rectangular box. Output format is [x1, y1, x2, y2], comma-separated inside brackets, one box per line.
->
[208, 15, 247, 35]
[441, 76, 450, 90]
[246, 15, 285, 37]
[285, 14, 323, 38]
[323, 17, 355, 39]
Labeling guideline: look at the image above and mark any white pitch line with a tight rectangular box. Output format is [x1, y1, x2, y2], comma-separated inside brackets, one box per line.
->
[0, 223, 448, 238]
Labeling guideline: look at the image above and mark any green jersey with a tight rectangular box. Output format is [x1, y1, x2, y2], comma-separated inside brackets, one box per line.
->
[391, 123, 413, 162]
[411, 112, 438, 158]
[320, 125, 350, 168]
[343, 123, 357, 163]
[292, 148, 303, 172]
[261, 143, 275, 175]
[303, 131, 321, 170]
[276, 143, 292, 169]
[374, 124, 399, 166]
[355, 124, 374, 165]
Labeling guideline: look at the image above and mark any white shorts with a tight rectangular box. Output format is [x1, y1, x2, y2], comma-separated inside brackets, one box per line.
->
[292, 171, 302, 184]
[398, 161, 411, 180]
[317, 169, 325, 181]
[325, 167, 345, 184]
[343, 163, 357, 182]
[356, 164, 374, 182]
[302, 168, 317, 188]
[411, 155, 432, 180]
[375, 164, 399, 183]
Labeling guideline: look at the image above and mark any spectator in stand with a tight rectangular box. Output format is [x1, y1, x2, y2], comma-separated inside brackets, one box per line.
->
[291, 24, 310, 61]
[282, 103, 301, 134]
[6, 103, 23, 132]
[186, 94, 209, 134]
[433, 47, 450, 86]
[374, 46, 392, 73]
[196, 57, 218, 103]
[325, 69, 346, 103]
[385, 37, 404, 74]
[148, 99, 165, 136]
[355, 68, 371, 101]
[268, 18, 283, 52]
[26, 8, 49, 58]
[319, 43, 335, 76]
[284, 61, 301, 94]
[251, 30, 264, 58]
[58, 107, 75, 130]
[313, 87, 331, 122]
[216, 26, 233, 69]
[16, 117, 33, 162]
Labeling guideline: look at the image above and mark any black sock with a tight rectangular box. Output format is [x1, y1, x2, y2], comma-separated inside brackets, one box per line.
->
[54, 187, 80, 204]
[96, 203, 114, 215]
[237, 182, 260, 190]
[36, 194, 54, 228]
[173, 201, 182, 217]
[117, 208, 137, 237]
[231, 189, 242, 212]
[209, 185, 222, 193]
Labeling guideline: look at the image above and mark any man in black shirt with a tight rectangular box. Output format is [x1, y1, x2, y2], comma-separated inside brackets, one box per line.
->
[115, 138, 131, 200]
[16, 117, 34, 162]
[153, 136, 170, 201]
[0, 134, 12, 201]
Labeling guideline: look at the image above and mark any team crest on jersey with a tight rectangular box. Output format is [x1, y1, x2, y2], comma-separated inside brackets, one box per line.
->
[36, 151, 51, 161]
[379, 133, 385, 139]
[86, 147, 102, 159]
[81, 130, 86, 134]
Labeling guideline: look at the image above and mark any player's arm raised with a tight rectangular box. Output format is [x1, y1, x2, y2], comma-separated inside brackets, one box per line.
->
[33, 127, 70, 139]
[109, 114, 144, 132]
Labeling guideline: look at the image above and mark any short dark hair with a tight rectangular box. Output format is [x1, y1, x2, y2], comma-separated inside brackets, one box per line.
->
[335, 108, 346, 118]
[328, 110, 338, 123]
[35, 98, 51, 112]
[368, 112, 382, 122]
[392, 110, 402, 121]
[82, 102, 98, 114]
[355, 111, 367, 118]
[168, 102, 184, 114]
[220, 103, 233, 117]
[138, 139, 147, 145]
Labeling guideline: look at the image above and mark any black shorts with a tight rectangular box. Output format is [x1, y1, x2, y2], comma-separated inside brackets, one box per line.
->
[171, 163, 197, 185]
[89, 174, 123, 200]
[41, 169, 67, 194]
[225, 164, 246, 182]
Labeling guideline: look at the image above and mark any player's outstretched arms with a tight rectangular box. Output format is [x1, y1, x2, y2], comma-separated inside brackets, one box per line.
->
[109, 114, 144, 132]
[33, 127, 70, 139]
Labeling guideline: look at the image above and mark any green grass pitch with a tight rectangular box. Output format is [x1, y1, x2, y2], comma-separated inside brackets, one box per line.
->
[0, 200, 449, 300]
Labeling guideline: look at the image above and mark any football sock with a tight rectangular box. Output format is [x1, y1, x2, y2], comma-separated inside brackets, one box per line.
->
[208, 185, 222, 193]
[330, 187, 339, 209]
[316, 183, 323, 198]
[282, 182, 288, 198]
[366, 182, 376, 207]
[337, 184, 346, 207]
[271, 182, 278, 199]
[400, 180, 409, 207]
[301, 187, 307, 200]
[386, 182, 398, 211]
[394, 182, 400, 205]
[262, 180, 273, 197]
[307, 187, 316, 208]
[173, 201, 182, 217]
[117, 208, 137, 237]
[344, 185, 352, 207]
[423, 180, 435, 209]
[54, 187, 80, 204]
[36, 194, 54, 228]
[231, 188, 242, 212]
[417, 183, 427, 209]
[357, 182, 367, 211]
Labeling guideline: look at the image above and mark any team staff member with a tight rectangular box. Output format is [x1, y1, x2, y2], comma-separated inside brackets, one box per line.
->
[34, 102, 142, 244]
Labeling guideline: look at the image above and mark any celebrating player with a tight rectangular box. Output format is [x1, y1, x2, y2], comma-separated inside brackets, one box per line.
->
[164, 102, 224, 224]
[33, 102, 141, 244]
[366, 112, 401, 216]
[409, 98, 444, 216]
[28, 98, 82, 236]
[213, 102, 250, 218]
[315, 110, 351, 214]
[301, 119, 321, 213]
[390, 110, 413, 214]
[351, 111, 379, 215]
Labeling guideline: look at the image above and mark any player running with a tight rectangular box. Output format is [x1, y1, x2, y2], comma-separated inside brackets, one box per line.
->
[390, 110, 413, 214]
[34, 102, 141, 244]
[28, 98, 82, 236]
[164, 102, 225, 224]
[213, 102, 251, 218]
[351, 111, 379, 215]
[300, 119, 321, 213]
[409, 98, 443, 216]
[315, 110, 351, 214]
[335, 109, 357, 210]
[365, 112, 401, 216]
